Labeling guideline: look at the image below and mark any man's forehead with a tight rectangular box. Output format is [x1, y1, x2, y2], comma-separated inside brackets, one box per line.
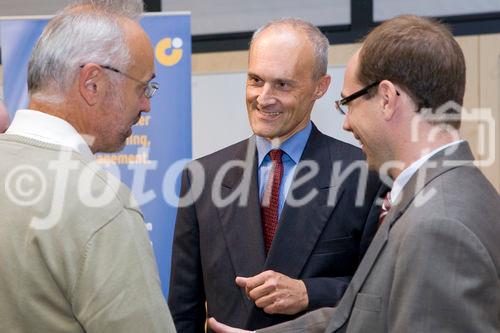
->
[248, 55, 311, 82]
[249, 30, 315, 75]
[251, 26, 313, 55]
[342, 50, 362, 89]
[125, 22, 155, 77]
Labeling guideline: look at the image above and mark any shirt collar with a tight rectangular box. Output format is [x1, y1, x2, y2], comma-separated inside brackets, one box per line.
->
[6, 109, 94, 159]
[255, 121, 312, 166]
[391, 139, 464, 204]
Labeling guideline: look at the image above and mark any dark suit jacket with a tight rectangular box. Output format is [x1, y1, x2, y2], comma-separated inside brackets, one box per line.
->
[259, 141, 500, 333]
[168, 125, 382, 331]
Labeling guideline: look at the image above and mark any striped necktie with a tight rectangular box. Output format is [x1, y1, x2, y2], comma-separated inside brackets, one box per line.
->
[261, 149, 284, 254]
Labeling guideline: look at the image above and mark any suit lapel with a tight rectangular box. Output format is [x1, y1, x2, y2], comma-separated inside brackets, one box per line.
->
[326, 141, 475, 331]
[216, 137, 267, 278]
[264, 126, 342, 277]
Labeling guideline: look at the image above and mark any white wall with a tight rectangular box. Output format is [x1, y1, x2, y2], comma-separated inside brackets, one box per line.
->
[162, 0, 351, 35]
[374, 0, 500, 21]
[2, 1, 500, 36]
[0, 0, 72, 16]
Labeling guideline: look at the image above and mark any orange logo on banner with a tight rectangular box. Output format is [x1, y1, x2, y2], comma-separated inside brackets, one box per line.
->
[155, 37, 183, 67]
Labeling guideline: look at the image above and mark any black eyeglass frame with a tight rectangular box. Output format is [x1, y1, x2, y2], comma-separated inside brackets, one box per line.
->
[334, 81, 380, 115]
[79, 64, 159, 98]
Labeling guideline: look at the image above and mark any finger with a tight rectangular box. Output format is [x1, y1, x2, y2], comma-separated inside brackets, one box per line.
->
[235, 276, 248, 288]
[207, 318, 223, 333]
[236, 276, 259, 300]
[254, 292, 276, 310]
[240, 273, 267, 291]
[247, 281, 276, 301]
[207, 317, 250, 333]
[263, 301, 281, 315]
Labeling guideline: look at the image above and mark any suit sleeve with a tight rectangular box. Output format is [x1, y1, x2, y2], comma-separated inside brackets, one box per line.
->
[168, 168, 207, 333]
[388, 217, 499, 332]
[71, 208, 176, 333]
[302, 277, 350, 310]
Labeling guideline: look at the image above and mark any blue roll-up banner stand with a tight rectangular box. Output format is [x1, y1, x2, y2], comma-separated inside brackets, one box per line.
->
[0, 13, 192, 297]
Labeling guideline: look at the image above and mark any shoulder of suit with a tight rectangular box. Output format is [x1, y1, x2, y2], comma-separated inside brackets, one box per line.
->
[188, 138, 252, 168]
[314, 132, 365, 162]
[398, 164, 499, 251]
[425, 164, 499, 219]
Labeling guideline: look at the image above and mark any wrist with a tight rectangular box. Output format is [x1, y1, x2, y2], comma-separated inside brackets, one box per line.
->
[298, 279, 309, 311]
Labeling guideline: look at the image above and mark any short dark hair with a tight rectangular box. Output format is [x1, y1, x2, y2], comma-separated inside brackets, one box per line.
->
[359, 15, 466, 129]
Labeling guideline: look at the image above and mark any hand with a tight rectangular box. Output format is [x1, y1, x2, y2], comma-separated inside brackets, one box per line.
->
[236, 270, 308, 315]
[208, 318, 251, 333]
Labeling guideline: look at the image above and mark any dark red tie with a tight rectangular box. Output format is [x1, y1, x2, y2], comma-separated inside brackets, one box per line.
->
[378, 191, 392, 227]
[261, 149, 284, 254]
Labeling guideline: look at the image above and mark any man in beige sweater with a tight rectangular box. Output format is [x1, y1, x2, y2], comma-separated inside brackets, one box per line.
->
[0, 1, 175, 332]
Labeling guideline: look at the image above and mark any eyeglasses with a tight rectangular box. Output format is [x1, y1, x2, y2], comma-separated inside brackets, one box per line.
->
[80, 64, 159, 98]
[334, 81, 380, 115]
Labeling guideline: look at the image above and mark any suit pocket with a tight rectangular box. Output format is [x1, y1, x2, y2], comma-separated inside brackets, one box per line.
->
[347, 293, 383, 332]
[312, 236, 354, 254]
[353, 292, 381, 312]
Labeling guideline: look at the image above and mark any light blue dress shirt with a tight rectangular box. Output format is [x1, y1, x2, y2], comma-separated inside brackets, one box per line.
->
[255, 122, 312, 220]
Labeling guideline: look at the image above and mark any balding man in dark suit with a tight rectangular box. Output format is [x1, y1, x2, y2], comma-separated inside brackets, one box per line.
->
[169, 18, 382, 332]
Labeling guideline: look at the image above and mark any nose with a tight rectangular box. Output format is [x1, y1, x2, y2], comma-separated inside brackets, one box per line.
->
[256, 83, 277, 108]
[342, 114, 352, 132]
[140, 94, 151, 113]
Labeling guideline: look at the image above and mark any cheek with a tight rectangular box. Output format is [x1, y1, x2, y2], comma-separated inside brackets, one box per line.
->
[124, 95, 139, 111]
[246, 88, 258, 104]
[285, 98, 307, 118]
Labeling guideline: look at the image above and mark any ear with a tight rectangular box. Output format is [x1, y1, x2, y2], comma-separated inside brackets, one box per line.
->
[313, 74, 331, 100]
[79, 64, 104, 106]
[378, 80, 399, 121]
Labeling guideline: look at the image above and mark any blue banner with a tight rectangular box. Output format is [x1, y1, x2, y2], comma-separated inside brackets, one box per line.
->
[0, 13, 192, 297]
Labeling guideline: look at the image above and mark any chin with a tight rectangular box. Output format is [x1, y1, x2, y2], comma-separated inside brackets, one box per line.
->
[113, 140, 128, 153]
[99, 138, 127, 153]
[252, 123, 279, 137]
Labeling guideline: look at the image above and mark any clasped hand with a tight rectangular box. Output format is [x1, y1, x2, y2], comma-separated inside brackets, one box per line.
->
[236, 270, 308, 315]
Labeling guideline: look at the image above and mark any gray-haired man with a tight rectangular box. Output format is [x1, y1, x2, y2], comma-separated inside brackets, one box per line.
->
[0, 1, 175, 332]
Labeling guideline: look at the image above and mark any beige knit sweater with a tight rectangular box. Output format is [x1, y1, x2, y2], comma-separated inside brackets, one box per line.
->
[0, 134, 175, 333]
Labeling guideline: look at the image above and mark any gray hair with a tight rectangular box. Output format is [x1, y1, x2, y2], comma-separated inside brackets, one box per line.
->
[73, 0, 144, 20]
[250, 18, 329, 80]
[28, 0, 144, 102]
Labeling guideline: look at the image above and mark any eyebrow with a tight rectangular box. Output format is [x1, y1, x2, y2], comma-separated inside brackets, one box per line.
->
[340, 92, 346, 99]
[247, 72, 260, 79]
[149, 73, 156, 81]
[247, 72, 295, 83]
[276, 78, 295, 84]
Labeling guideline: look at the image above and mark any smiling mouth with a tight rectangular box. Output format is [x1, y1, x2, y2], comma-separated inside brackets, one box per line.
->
[257, 109, 282, 117]
[352, 134, 364, 149]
